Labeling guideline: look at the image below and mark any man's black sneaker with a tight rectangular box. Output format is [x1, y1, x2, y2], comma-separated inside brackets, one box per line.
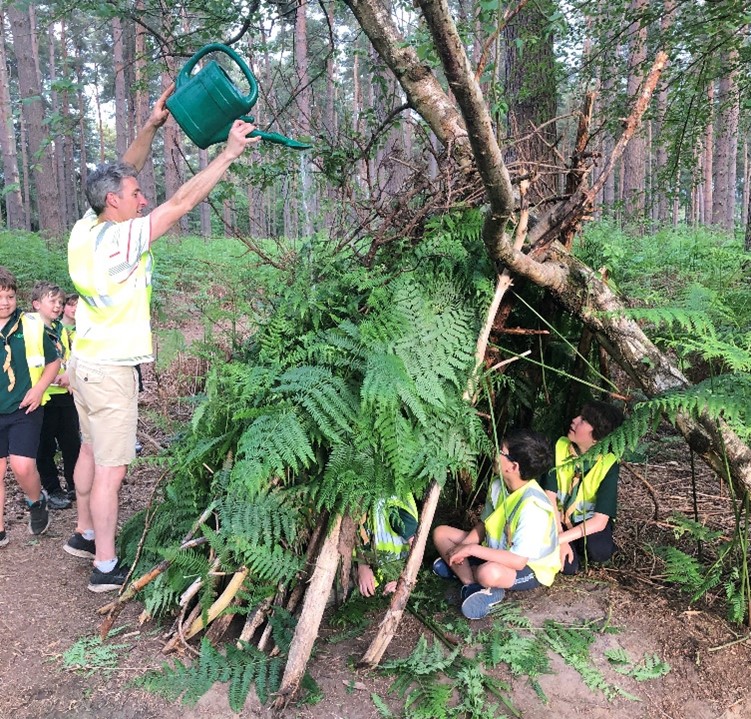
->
[65, 488, 77, 502]
[27, 492, 50, 535]
[0, 530, 8, 547]
[47, 489, 73, 510]
[88, 562, 129, 593]
[64, 532, 96, 559]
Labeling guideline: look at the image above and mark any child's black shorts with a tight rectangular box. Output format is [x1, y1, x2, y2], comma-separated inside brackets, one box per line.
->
[0, 407, 44, 459]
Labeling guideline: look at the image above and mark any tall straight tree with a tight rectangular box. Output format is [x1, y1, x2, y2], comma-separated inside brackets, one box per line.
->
[712, 49, 739, 231]
[294, 0, 312, 236]
[113, 16, 128, 158]
[8, 2, 62, 234]
[503, 0, 559, 206]
[621, 0, 648, 227]
[133, 1, 156, 209]
[0, 7, 24, 229]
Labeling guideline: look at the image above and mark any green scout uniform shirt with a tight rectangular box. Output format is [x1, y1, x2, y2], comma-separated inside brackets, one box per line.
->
[0, 310, 60, 414]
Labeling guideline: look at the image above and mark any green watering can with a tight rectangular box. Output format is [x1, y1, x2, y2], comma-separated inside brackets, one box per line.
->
[166, 43, 311, 151]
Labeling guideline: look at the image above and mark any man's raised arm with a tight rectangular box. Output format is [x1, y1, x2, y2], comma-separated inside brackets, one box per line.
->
[122, 84, 174, 171]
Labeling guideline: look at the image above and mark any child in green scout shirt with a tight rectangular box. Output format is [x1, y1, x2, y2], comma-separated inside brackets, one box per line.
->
[355, 494, 419, 597]
[31, 282, 81, 509]
[0, 268, 61, 546]
[540, 400, 624, 574]
[433, 429, 559, 620]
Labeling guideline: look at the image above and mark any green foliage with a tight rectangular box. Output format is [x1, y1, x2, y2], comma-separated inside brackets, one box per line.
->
[134, 638, 283, 711]
[605, 648, 671, 681]
[61, 627, 131, 677]
[541, 621, 637, 701]
[0, 232, 72, 301]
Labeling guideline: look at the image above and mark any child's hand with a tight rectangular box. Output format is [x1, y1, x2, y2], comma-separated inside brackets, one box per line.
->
[383, 580, 398, 595]
[357, 564, 377, 597]
[559, 541, 574, 566]
[448, 543, 477, 565]
[57, 372, 71, 389]
[19, 386, 44, 413]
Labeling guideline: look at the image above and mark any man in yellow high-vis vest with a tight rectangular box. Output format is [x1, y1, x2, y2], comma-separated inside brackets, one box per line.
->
[64, 87, 261, 593]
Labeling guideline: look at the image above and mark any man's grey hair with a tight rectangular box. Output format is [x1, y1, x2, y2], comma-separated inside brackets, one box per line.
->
[86, 161, 139, 215]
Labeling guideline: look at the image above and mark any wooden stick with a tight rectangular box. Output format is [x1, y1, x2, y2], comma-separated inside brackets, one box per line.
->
[184, 567, 249, 640]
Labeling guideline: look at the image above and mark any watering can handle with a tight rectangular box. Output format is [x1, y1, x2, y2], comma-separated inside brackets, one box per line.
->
[178, 43, 259, 107]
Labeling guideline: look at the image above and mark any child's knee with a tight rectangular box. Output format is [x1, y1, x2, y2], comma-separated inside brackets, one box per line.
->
[475, 561, 513, 589]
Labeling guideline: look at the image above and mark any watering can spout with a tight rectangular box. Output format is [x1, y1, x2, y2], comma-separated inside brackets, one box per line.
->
[249, 129, 312, 150]
[166, 43, 312, 152]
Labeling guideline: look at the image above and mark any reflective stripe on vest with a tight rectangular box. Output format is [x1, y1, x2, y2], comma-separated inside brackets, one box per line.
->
[20, 313, 52, 406]
[370, 493, 418, 560]
[554, 437, 617, 526]
[483, 479, 560, 586]
[68, 211, 153, 362]
[47, 320, 73, 396]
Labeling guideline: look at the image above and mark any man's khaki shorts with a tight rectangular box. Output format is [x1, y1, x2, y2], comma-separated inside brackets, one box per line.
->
[69, 356, 138, 466]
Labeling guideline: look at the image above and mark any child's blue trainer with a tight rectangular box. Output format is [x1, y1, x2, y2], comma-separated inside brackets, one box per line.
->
[432, 557, 458, 580]
[460, 582, 484, 602]
[461, 586, 505, 620]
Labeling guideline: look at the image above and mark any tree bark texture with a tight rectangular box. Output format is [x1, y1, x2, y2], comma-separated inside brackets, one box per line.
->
[8, 3, 62, 235]
[713, 52, 739, 231]
[621, 0, 648, 225]
[503, 0, 559, 206]
[0, 9, 24, 229]
[274, 514, 343, 708]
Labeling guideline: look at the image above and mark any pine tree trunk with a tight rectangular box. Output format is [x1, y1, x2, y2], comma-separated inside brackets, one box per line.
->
[503, 0, 559, 206]
[704, 83, 714, 225]
[294, 0, 313, 236]
[712, 53, 739, 231]
[134, 2, 156, 206]
[8, 3, 63, 234]
[113, 17, 128, 158]
[0, 9, 24, 229]
[621, 0, 648, 227]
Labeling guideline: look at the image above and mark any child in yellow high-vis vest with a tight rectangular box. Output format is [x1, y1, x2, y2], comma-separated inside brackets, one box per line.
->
[30, 282, 81, 510]
[433, 429, 558, 620]
[355, 494, 418, 597]
[0, 267, 61, 546]
[540, 400, 624, 574]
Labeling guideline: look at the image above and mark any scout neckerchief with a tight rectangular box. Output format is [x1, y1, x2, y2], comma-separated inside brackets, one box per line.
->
[1, 311, 22, 393]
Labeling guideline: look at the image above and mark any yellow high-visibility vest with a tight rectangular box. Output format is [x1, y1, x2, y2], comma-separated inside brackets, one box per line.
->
[553, 437, 617, 526]
[68, 210, 153, 363]
[484, 479, 560, 586]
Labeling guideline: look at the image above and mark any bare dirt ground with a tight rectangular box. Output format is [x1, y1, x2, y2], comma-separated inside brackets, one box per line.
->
[2, 367, 751, 719]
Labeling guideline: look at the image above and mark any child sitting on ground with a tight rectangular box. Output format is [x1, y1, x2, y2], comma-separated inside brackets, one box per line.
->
[540, 400, 624, 574]
[0, 268, 60, 546]
[31, 284, 81, 509]
[355, 493, 418, 597]
[432, 429, 559, 620]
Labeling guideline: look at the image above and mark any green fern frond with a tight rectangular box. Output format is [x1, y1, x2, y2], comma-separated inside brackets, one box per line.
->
[275, 365, 359, 442]
[381, 635, 460, 676]
[654, 545, 706, 593]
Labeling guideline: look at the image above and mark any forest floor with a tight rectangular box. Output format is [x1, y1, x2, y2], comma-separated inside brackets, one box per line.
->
[1, 363, 751, 719]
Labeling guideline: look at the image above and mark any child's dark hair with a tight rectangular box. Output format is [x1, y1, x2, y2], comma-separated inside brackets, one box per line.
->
[503, 429, 554, 480]
[0, 266, 17, 292]
[580, 400, 624, 441]
[31, 281, 64, 304]
[65, 292, 79, 304]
